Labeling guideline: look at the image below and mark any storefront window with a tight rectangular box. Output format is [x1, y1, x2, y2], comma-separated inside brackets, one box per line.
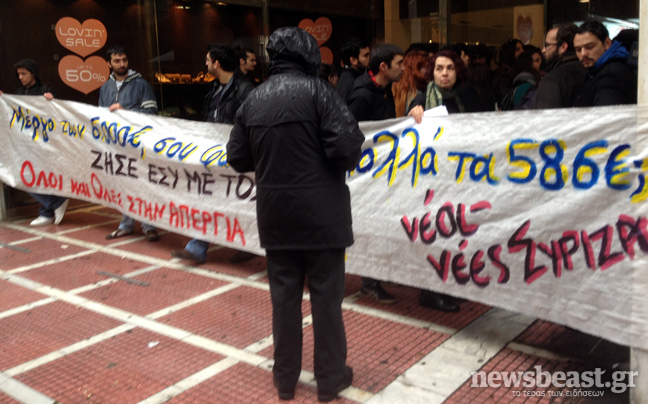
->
[0, 0, 379, 216]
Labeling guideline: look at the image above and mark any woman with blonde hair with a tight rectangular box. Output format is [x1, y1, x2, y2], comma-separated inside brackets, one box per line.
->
[392, 50, 431, 117]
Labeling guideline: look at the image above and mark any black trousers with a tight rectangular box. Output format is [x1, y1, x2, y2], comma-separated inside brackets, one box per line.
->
[266, 248, 348, 393]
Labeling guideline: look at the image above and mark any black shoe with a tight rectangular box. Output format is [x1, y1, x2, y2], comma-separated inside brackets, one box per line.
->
[273, 376, 296, 400]
[144, 229, 159, 242]
[171, 249, 206, 264]
[229, 250, 257, 263]
[360, 282, 396, 304]
[318, 366, 353, 402]
[418, 291, 460, 312]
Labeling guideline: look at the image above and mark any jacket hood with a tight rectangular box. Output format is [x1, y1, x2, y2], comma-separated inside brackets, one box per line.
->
[14, 59, 40, 81]
[267, 27, 320, 76]
[512, 71, 537, 86]
[109, 69, 141, 82]
[593, 40, 629, 70]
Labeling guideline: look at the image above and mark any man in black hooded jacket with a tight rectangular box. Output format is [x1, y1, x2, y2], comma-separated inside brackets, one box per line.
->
[2, 59, 69, 226]
[227, 27, 364, 402]
[573, 20, 637, 107]
[172, 43, 253, 264]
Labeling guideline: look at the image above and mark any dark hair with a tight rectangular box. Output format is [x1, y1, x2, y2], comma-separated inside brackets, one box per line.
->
[368, 43, 403, 74]
[577, 20, 609, 43]
[451, 43, 471, 59]
[208, 43, 237, 72]
[468, 63, 494, 104]
[613, 29, 639, 53]
[471, 44, 492, 65]
[405, 42, 438, 56]
[340, 37, 369, 66]
[498, 38, 523, 67]
[318, 63, 338, 83]
[555, 23, 578, 53]
[429, 49, 468, 87]
[236, 47, 255, 63]
[513, 48, 542, 82]
[106, 45, 127, 61]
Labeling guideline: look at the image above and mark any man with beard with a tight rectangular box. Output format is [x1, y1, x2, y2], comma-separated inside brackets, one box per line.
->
[573, 20, 637, 106]
[171, 43, 253, 264]
[236, 47, 257, 85]
[99, 45, 160, 242]
[535, 23, 587, 109]
[337, 37, 370, 102]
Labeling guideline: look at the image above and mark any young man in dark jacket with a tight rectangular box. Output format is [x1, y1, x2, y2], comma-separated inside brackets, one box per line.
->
[227, 27, 364, 402]
[100, 45, 160, 241]
[535, 23, 587, 109]
[5, 59, 69, 226]
[347, 44, 429, 306]
[336, 37, 370, 103]
[573, 20, 637, 107]
[172, 43, 253, 264]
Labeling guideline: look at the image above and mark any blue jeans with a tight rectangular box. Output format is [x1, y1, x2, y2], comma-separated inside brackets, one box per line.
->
[30, 193, 67, 218]
[185, 238, 209, 261]
[118, 215, 156, 233]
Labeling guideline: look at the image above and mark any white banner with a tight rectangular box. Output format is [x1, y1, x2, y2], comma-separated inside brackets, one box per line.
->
[1, 95, 647, 352]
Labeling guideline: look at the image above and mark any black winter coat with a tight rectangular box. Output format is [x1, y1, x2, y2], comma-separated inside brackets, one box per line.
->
[535, 54, 587, 109]
[347, 73, 396, 121]
[337, 67, 363, 103]
[205, 73, 254, 124]
[574, 58, 637, 107]
[227, 42, 364, 250]
[16, 82, 57, 97]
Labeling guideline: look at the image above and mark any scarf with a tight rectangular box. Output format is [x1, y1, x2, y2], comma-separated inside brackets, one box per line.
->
[425, 82, 465, 113]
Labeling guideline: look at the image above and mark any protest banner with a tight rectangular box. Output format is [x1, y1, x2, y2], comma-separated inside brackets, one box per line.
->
[1, 94, 647, 353]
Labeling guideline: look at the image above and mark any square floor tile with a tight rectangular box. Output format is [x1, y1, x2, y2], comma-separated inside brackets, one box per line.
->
[158, 285, 285, 349]
[166, 361, 357, 404]
[0, 300, 124, 370]
[79, 267, 229, 316]
[16, 328, 224, 404]
[0, 238, 88, 271]
[19, 252, 152, 291]
[0, 279, 49, 312]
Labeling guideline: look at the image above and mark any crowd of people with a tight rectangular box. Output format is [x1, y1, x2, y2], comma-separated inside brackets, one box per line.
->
[0, 18, 640, 402]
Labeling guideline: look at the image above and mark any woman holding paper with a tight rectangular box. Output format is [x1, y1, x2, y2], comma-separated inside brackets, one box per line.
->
[408, 49, 480, 114]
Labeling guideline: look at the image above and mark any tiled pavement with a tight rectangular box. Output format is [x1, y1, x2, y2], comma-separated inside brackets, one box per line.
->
[0, 203, 631, 404]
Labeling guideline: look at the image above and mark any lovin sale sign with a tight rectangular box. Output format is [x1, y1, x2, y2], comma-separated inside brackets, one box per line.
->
[55, 17, 110, 94]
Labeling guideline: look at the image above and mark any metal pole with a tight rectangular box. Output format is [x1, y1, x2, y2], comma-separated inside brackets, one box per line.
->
[261, 0, 269, 81]
[439, 0, 449, 46]
[631, 1, 648, 403]
[0, 184, 6, 221]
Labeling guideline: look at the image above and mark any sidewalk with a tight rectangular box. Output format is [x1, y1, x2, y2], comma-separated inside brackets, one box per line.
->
[0, 203, 630, 404]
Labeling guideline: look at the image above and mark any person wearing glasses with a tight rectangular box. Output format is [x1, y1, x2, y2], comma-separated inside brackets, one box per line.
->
[535, 23, 587, 109]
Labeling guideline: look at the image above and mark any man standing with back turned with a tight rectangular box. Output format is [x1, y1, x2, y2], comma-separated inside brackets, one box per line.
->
[99, 45, 160, 242]
[227, 27, 364, 402]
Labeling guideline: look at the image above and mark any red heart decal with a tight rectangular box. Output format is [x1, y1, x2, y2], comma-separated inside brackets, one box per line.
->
[516, 16, 533, 44]
[55, 17, 107, 57]
[298, 17, 332, 46]
[319, 46, 333, 64]
[58, 55, 110, 94]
